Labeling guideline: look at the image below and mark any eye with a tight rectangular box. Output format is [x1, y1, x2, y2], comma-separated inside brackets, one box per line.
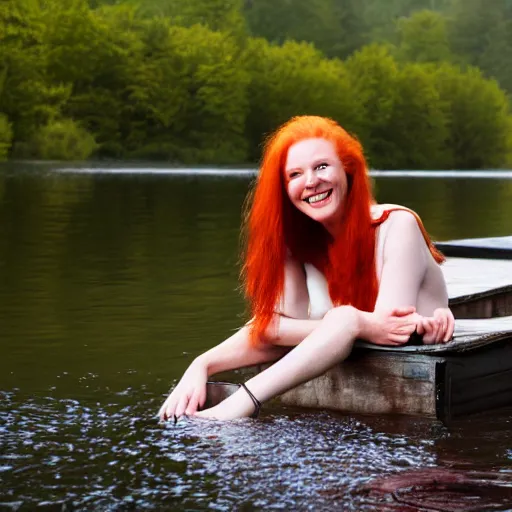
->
[315, 162, 328, 171]
[288, 170, 301, 179]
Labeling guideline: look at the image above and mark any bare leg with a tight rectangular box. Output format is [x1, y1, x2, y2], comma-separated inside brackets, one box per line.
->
[195, 306, 359, 419]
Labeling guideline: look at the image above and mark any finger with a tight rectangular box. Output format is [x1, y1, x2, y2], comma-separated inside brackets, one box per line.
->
[432, 319, 442, 344]
[422, 319, 436, 344]
[176, 394, 191, 419]
[436, 319, 444, 343]
[174, 393, 190, 419]
[163, 396, 179, 421]
[159, 395, 174, 420]
[185, 390, 201, 415]
[198, 386, 207, 410]
[434, 311, 447, 342]
[390, 334, 410, 345]
[427, 319, 440, 344]
[391, 306, 416, 317]
[445, 312, 455, 342]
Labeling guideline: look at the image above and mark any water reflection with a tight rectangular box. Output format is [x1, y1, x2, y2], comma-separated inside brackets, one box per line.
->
[1, 164, 512, 510]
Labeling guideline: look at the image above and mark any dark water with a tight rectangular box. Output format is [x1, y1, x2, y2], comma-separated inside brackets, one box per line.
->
[1, 163, 512, 510]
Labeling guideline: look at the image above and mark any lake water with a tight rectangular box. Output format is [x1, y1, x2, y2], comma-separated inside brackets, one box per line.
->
[1, 163, 512, 510]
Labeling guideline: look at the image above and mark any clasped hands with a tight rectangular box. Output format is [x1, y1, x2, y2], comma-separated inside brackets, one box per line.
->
[362, 306, 454, 346]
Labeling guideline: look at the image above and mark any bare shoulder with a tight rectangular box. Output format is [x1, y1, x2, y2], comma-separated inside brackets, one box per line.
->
[380, 208, 426, 256]
[373, 204, 422, 234]
[386, 209, 421, 230]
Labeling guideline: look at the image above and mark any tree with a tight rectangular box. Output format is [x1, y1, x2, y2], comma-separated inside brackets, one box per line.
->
[383, 63, 448, 169]
[0, 0, 70, 152]
[0, 114, 12, 160]
[244, 0, 349, 58]
[243, 38, 363, 160]
[448, 0, 512, 93]
[395, 10, 453, 63]
[136, 0, 247, 39]
[44, 1, 143, 157]
[31, 118, 97, 160]
[125, 22, 250, 163]
[433, 63, 512, 169]
[345, 44, 399, 167]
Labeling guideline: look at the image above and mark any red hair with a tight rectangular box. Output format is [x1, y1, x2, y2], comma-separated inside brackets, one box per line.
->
[242, 116, 443, 343]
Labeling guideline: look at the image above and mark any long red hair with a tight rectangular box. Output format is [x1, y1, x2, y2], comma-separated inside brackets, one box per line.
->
[242, 116, 443, 342]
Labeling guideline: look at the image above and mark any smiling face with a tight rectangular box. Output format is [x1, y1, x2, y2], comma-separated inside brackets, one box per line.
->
[284, 138, 348, 236]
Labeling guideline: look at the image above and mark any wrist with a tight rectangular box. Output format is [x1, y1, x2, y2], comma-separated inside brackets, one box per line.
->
[192, 354, 210, 376]
[358, 310, 374, 341]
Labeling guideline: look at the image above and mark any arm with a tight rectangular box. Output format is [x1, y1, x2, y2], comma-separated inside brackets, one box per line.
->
[360, 210, 429, 344]
[360, 210, 452, 344]
[374, 210, 428, 312]
[159, 256, 317, 419]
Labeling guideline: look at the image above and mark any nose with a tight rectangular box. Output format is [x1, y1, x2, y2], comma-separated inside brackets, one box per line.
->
[305, 169, 319, 188]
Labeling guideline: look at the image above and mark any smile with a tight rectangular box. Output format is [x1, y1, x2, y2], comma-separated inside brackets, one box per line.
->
[304, 190, 332, 204]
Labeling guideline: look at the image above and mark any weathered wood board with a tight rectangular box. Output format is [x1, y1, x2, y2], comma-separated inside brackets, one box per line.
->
[205, 317, 512, 423]
[436, 236, 512, 259]
[443, 258, 512, 318]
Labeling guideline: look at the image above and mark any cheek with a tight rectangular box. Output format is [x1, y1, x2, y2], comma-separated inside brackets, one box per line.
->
[286, 181, 302, 202]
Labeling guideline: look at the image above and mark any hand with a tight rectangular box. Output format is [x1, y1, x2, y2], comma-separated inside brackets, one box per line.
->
[158, 358, 208, 421]
[361, 306, 419, 346]
[417, 308, 454, 344]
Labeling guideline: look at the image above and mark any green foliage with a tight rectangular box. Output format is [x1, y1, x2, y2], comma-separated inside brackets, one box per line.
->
[383, 63, 448, 169]
[244, 0, 350, 58]
[345, 45, 399, 165]
[345, 45, 448, 169]
[447, 0, 512, 94]
[30, 118, 97, 160]
[126, 22, 249, 163]
[395, 10, 453, 63]
[0, 0, 71, 143]
[243, 38, 362, 160]
[1, 0, 512, 168]
[136, 0, 247, 39]
[44, 2, 144, 157]
[432, 64, 511, 169]
[0, 113, 12, 160]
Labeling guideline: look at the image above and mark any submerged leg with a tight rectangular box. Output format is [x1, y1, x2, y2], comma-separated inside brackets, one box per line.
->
[195, 306, 359, 420]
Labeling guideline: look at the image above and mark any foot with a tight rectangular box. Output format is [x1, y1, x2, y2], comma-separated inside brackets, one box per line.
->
[194, 388, 258, 420]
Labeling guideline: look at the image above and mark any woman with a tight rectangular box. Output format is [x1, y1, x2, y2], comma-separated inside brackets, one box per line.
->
[159, 116, 454, 421]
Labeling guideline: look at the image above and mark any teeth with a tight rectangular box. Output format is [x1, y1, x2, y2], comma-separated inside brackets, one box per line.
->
[307, 191, 329, 204]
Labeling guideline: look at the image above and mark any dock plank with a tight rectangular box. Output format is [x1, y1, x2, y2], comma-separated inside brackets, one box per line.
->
[436, 236, 512, 259]
[443, 258, 512, 317]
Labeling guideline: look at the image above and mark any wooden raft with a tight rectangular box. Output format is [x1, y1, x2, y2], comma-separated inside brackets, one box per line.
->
[206, 317, 512, 423]
[443, 257, 512, 318]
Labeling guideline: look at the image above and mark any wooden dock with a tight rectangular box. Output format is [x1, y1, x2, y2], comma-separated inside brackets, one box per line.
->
[204, 252, 512, 423]
[436, 235, 512, 260]
[206, 317, 512, 423]
[443, 257, 512, 318]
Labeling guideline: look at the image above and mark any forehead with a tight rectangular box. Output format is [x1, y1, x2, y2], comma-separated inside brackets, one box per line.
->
[285, 138, 338, 170]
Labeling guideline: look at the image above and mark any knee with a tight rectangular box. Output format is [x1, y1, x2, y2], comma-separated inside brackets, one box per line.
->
[322, 305, 360, 337]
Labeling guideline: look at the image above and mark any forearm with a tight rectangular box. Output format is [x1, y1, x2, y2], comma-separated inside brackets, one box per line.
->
[197, 325, 287, 377]
[245, 307, 359, 402]
[197, 315, 321, 376]
[271, 315, 321, 346]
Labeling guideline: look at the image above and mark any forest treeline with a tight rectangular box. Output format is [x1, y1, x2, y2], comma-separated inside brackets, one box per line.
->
[1, 0, 511, 169]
